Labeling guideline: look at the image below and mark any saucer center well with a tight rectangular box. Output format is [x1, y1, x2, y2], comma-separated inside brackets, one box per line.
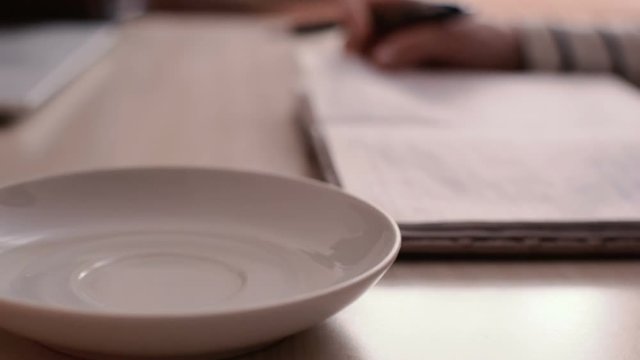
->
[71, 253, 246, 313]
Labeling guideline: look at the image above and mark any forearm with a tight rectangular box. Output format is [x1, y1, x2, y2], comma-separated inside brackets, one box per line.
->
[519, 24, 640, 85]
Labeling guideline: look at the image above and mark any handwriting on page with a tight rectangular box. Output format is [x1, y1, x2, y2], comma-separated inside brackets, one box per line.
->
[327, 125, 640, 223]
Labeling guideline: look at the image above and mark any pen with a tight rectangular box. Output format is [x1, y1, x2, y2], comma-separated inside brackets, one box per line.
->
[292, 1, 468, 36]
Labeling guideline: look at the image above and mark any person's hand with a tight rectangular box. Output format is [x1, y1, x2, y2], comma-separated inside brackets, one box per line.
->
[343, 0, 522, 70]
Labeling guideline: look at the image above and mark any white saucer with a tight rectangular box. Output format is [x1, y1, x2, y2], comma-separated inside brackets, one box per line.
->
[0, 168, 399, 358]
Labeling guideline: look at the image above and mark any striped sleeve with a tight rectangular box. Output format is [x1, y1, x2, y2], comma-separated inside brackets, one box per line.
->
[518, 23, 640, 85]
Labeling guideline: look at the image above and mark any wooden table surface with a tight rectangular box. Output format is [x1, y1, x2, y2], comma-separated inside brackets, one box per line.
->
[1, 10, 640, 360]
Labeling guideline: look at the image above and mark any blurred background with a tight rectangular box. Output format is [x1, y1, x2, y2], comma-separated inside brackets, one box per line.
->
[3, 0, 640, 31]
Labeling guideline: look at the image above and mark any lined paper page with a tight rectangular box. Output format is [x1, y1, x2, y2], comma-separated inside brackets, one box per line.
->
[298, 33, 640, 224]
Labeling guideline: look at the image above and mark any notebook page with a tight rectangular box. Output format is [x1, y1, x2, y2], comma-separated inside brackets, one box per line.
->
[298, 33, 640, 224]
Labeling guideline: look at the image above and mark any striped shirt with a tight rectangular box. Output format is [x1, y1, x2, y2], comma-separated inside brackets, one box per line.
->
[520, 24, 640, 85]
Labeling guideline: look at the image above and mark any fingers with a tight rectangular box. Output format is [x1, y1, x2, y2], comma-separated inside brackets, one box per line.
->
[342, 0, 510, 71]
[369, 26, 446, 68]
[343, 0, 373, 53]
[365, 20, 523, 70]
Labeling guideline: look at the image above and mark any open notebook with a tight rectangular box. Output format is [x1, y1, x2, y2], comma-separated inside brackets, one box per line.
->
[297, 32, 640, 255]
